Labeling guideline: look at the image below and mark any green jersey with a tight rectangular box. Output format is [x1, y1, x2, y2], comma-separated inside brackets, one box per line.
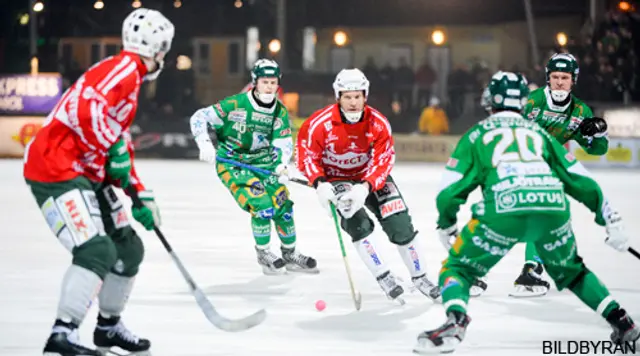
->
[436, 111, 609, 229]
[190, 91, 293, 167]
[523, 87, 608, 155]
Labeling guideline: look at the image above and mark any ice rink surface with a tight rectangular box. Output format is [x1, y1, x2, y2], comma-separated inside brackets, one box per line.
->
[1, 159, 639, 356]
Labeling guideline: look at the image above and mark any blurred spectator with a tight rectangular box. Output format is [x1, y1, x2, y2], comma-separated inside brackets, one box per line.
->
[394, 57, 415, 112]
[418, 97, 449, 135]
[415, 58, 437, 108]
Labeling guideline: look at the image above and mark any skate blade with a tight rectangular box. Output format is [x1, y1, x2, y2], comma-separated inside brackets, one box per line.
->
[470, 286, 486, 298]
[413, 336, 458, 354]
[261, 266, 287, 276]
[508, 285, 548, 298]
[285, 265, 319, 274]
[97, 347, 151, 356]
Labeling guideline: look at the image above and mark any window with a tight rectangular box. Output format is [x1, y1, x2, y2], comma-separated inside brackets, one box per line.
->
[91, 43, 101, 64]
[197, 42, 210, 74]
[228, 42, 240, 75]
[105, 44, 118, 57]
[330, 47, 353, 73]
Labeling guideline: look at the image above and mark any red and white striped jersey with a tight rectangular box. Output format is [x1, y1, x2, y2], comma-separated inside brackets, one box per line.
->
[295, 104, 395, 191]
[24, 51, 147, 190]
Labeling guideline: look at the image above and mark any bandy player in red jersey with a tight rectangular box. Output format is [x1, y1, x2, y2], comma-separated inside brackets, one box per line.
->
[22, 8, 173, 356]
[294, 68, 441, 304]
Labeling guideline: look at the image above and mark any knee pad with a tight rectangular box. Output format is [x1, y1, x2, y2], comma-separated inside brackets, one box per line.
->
[110, 232, 145, 277]
[341, 210, 375, 242]
[72, 235, 117, 279]
[381, 212, 417, 245]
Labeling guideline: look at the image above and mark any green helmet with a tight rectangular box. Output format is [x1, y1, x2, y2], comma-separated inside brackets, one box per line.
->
[251, 58, 281, 84]
[545, 53, 579, 84]
[486, 71, 529, 112]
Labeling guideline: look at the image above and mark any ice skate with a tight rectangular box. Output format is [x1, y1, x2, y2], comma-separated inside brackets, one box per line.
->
[93, 315, 150, 355]
[377, 270, 405, 305]
[411, 273, 441, 302]
[414, 310, 471, 354]
[607, 307, 640, 345]
[509, 262, 550, 298]
[281, 246, 319, 274]
[255, 246, 286, 275]
[470, 277, 488, 297]
[43, 324, 101, 356]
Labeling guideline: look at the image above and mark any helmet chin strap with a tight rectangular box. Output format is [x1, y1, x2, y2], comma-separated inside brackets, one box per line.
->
[549, 88, 570, 104]
[341, 108, 363, 123]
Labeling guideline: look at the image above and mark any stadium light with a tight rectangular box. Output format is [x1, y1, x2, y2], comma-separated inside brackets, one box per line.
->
[33, 1, 44, 12]
[268, 39, 281, 54]
[176, 55, 192, 70]
[234, 0, 243, 8]
[556, 32, 568, 47]
[333, 31, 348, 47]
[94, 0, 104, 10]
[132, 0, 141, 8]
[174, 0, 182, 8]
[19, 13, 29, 25]
[431, 30, 446, 45]
[618, 1, 631, 11]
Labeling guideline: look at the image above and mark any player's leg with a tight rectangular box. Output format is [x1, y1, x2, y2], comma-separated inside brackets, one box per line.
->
[364, 176, 440, 301]
[510, 241, 550, 298]
[91, 185, 149, 353]
[332, 181, 404, 301]
[216, 162, 285, 274]
[27, 177, 116, 356]
[414, 218, 518, 354]
[268, 177, 318, 273]
[536, 219, 640, 344]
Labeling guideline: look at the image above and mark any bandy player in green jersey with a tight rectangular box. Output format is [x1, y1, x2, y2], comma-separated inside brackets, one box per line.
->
[414, 71, 637, 354]
[189, 59, 318, 275]
[508, 53, 610, 298]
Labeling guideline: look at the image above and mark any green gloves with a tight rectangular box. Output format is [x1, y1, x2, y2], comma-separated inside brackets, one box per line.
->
[131, 191, 161, 231]
[106, 138, 132, 187]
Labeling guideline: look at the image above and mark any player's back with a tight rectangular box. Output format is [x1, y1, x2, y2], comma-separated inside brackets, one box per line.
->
[467, 110, 570, 218]
[24, 52, 143, 183]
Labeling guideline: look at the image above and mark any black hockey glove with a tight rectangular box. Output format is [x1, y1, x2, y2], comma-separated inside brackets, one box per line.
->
[579, 117, 607, 137]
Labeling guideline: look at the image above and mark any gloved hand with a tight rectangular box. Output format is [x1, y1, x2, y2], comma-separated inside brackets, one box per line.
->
[579, 117, 607, 137]
[316, 181, 337, 216]
[275, 163, 290, 185]
[139, 190, 161, 227]
[106, 138, 131, 188]
[132, 204, 155, 231]
[336, 183, 369, 219]
[195, 134, 216, 163]
[604, 210, 629, 252]
[437, 225, 458, 251]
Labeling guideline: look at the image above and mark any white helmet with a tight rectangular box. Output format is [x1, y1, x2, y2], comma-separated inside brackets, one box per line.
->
[122, 8, 175, 80]
[332, 69, 370, 123]
[332, 68, 370, 100]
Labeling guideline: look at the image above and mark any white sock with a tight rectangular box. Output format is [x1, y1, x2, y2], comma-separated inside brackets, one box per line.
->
[57, 265, 103, 325]
[353, 237, 388, 278]
[98, 273, 135, 318]
[397, 236, 428, 278]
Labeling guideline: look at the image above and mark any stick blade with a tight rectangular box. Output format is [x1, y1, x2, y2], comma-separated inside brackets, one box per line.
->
[194, 288, 267, 332]
[353, 291, 362, 311]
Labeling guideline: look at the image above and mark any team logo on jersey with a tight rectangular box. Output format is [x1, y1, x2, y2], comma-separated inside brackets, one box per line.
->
[446, 157, 459, 169]
[274, 117, 283, 130]
[229, 110, 247, 123]
[528, 108, 540, 120]
[567, 116, 582, 131]
[374, 182, 400, 201]
[246, 178, 266, 197]
[272, 186, 289, 208]
[380, 199, 407, 219]
[252, 112, 273, 125]
[442, 277, 460, 293]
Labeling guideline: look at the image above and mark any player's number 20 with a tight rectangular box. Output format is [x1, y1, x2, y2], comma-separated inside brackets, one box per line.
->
[483, 127, 544, 166]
